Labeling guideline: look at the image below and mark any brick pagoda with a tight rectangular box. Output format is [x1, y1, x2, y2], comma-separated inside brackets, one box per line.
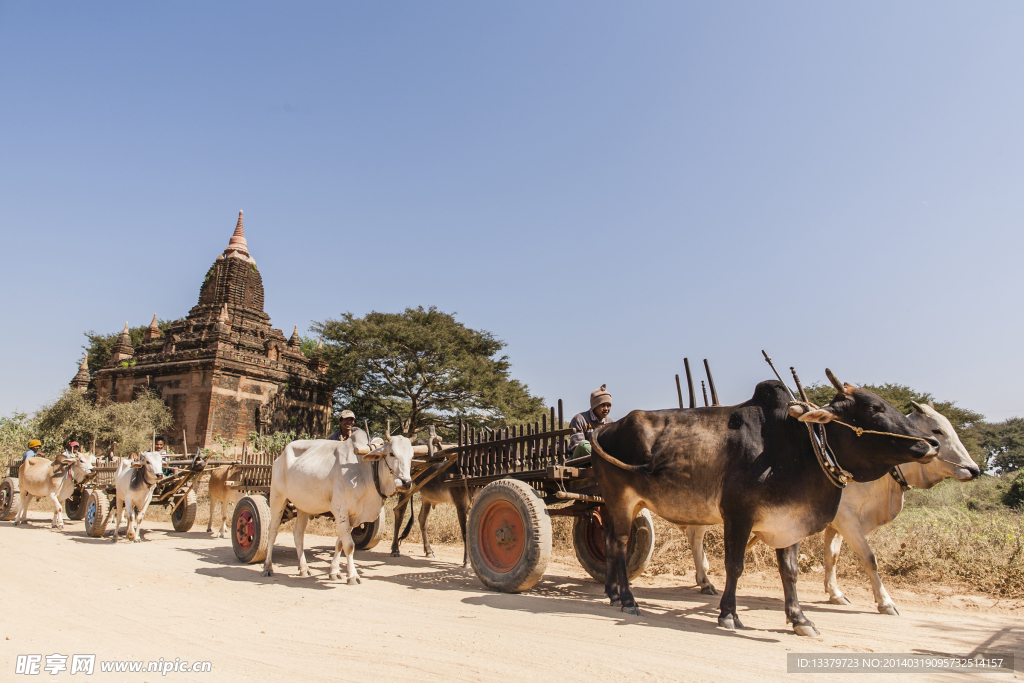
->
[87, 211, 334, 454]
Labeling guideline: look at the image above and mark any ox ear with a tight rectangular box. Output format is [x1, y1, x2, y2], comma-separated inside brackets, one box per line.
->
[411, 445, 429, 455]
[788, 404, 808, 418]
[353, 445, 371, 456]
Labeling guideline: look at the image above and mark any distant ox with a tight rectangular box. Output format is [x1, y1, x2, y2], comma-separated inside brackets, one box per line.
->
[207, 464, 244, 538]
[14, 453, 97, 529]
[262, 435, 423, 583]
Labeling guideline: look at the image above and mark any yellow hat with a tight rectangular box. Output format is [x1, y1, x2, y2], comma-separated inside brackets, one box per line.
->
[339, 410, 356, 420]
[28, 439, 42, 449]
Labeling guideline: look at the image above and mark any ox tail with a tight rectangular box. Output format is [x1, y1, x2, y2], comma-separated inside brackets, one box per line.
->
[588, 429, 649, 474]
[398, 502, 416, 541]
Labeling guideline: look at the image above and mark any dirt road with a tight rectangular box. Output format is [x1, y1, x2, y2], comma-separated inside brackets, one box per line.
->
[1, 515, 1020, 682]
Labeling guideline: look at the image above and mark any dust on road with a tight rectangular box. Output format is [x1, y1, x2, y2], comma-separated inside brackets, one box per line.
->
[1, 515, 1020, 682]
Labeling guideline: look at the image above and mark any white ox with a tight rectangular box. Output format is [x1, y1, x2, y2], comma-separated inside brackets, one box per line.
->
[683, 402, 980, 614]
[822, 401, 979, 614]
[14, 453, 97, 529]
[112, 451, 164, 543]
[262, 435, 423, 583]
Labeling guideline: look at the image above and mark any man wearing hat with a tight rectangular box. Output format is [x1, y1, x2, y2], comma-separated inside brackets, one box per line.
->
[568, 384, 612, 459]
[23, 439, 44, 463]
[327, 409, 364, 442]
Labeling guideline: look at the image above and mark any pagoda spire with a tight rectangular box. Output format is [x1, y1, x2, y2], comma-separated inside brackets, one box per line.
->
[288, 325, 301, 347]
[107, 321, 135, 365]
[70, 356, 91, 392]
[222, 210, 254, 262]
[144, 314, 161, 341]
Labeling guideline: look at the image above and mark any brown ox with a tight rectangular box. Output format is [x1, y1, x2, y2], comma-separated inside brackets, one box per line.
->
[206, 464, 244, 538]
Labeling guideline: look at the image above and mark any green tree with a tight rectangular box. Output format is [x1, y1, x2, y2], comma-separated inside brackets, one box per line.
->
[35, 389, 106, 453]
[312, 307, 547, 439]
[82, 319, 174, 372]
[977, 417, 1024, 473]
[0, 412, 35, 461]
[102, 391, 173, 458]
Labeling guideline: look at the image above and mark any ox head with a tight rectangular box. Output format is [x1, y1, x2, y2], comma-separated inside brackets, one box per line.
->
[900, 402, 980, 487]
[787, 369, 940, 483]
[141, 450, 164, 479]
[353, 435, 426, 495]
[70, 452, 97, 482]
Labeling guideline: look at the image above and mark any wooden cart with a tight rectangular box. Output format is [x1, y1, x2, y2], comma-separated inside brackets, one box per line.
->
[445, 400, 655, 593]
[0, 453, 208, 536]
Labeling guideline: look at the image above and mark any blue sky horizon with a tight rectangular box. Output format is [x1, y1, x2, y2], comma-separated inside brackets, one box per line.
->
[1, 2, 1021, 423]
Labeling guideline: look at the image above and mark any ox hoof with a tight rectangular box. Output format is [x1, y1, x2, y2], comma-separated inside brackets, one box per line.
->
[462, 562, 472, 570]
[700, 584, 719, 596]
[218, 531, 226, 539]
[390, 551, 401, 558]
[298, 568, 310, 578]
[620, 604, 641, 616]
[425, 552, 436, 559]
[262, 569, 274, 577]
[878, 604, 900, 616]
[793, 623, 821, 638]
[829, 595, 852, 605]
[347, 576, 361, 586]
[718, 614, 744, 630]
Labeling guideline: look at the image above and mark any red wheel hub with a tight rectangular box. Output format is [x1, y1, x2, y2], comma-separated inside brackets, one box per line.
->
[478, 500, 525, 572]
[236, 509, 255, 551]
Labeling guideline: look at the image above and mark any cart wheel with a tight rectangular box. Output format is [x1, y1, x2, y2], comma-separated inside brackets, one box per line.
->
[573, 508, 655, 583]
[84, 490, 110, 537]
[352, 509, 384, 550]
[468, 479, 551, 593]
[171, 490, 198, 532]
[0, 477, 20, 521]
[64, 487, 88, 520]
[233, 495, 271, 564]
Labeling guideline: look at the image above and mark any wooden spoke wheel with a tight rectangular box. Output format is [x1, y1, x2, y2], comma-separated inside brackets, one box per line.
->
[84, 489, 109, 537]
[468, 479, 551, 593]
[572, 508, 655, 583]
[171, 490, 198, 532]
[232, 495, 271, 564]
[351, 509, 384, 550]
[64, 487, 88, 520]
[0, 477, 21, 521]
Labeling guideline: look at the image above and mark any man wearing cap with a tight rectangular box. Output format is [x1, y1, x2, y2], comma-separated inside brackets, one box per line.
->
[147, 436, 170, 476]
[327, 410, 365, 442]
[23, 439, 44, 463]
[568, 384, 613, 459]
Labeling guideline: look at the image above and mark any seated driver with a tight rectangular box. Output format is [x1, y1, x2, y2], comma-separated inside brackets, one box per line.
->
[568, 384, 612, 459]
[327, 409, 368, 447]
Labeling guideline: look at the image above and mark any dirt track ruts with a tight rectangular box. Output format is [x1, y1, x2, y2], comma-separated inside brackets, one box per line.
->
[1, 513, 1021, 682]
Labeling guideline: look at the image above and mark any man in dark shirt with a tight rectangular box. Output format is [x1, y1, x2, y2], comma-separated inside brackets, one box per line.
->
[328, 409, 364, 442]
[568, 384, 612, 459]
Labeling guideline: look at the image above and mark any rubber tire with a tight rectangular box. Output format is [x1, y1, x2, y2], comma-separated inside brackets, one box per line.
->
[84, 490, 110, 538]
[171, 490, 198, 532]
[352, 509, 385, 550]
[1, 477, 21, 521]
[573, 508, 655, 583]
[64, 487, 88, 520]
[232, 495, 271, 564]
[468, 479, 551, 593]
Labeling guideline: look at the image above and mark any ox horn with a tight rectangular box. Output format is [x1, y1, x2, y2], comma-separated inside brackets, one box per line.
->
[386, 419, 391, 437]
[910, 400, 926, 414]
[825, 368, 845, 393]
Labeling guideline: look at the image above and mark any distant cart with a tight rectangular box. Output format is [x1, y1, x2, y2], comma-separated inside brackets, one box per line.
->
[1, 453, 207, 536]
[229, 401, 655, 593]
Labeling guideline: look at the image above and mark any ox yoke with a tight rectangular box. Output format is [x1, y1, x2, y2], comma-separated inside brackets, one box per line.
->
[594, 381, 843, 548]
[271, 439, 384, 526]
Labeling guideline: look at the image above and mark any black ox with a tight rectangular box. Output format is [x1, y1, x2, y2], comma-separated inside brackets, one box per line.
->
[589, 371, 939, 637]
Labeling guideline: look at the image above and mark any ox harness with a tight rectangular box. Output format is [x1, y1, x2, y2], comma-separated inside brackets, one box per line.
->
[371, 453, 400, 502]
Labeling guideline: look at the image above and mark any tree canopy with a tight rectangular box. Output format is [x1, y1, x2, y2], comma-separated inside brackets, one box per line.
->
[312, 307, 546, 439]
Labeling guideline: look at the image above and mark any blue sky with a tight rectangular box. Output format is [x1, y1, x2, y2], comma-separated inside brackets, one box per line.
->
[1, 2, 1021, 422]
